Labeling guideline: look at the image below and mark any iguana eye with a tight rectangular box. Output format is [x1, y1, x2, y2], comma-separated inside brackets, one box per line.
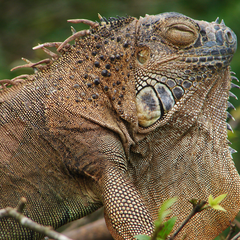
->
[165, 23, 197, 46]
[137, 48, 150, 64]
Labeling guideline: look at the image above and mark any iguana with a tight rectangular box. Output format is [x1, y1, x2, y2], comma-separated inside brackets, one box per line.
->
[0, 11, 240, 240]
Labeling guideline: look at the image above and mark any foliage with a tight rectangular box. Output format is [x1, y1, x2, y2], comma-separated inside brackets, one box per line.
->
[135, 197, 177, 240]
[135, 194, 229, 240]
[208, 194, 227, 212]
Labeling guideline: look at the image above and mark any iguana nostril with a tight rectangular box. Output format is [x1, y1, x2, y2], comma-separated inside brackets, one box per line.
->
[226, 30, 233, 43]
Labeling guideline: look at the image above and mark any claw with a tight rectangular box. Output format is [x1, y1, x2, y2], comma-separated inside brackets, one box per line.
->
[57, 29, 91, 52]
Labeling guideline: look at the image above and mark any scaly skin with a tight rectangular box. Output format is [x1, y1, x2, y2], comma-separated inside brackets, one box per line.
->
[0, 12, 239, 239]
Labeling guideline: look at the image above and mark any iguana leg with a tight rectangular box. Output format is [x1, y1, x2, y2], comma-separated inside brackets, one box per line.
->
[102, 166, 154, 240]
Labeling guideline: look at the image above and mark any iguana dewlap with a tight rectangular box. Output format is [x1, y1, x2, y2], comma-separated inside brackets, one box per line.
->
[0, 12, 240, 240]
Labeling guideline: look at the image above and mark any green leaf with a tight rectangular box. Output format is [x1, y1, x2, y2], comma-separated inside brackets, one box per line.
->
[158, 197, 177, 223]
[208, 194, 227, 206]
[160, 197, 178, 213]
[208, 193, 227, 212]
[208, 194, 214, 205]
[213, 193, 227, 205]
[134, 234, 151, 240]
[158, 216, 177, 238]
[211, 204, 226, 212]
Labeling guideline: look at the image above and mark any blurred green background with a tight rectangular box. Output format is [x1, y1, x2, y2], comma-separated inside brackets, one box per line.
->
[0, 0, 240, 238]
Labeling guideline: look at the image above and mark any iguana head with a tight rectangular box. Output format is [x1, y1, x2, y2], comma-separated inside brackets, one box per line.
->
[135, 12, 237, 128]
[1, 12, 239, 240]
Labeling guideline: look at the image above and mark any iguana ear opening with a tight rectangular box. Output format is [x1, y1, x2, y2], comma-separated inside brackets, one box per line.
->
[136, 86, 161, 127]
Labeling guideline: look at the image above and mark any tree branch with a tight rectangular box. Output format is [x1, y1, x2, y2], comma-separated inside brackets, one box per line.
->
[0, 198, 73, 240]
[61, 218, 113, 240]
[169, 199, 207, 240]
[226, 223, 236, 240]
[230, 231, 240, 240]
[233, 219, 240, 229]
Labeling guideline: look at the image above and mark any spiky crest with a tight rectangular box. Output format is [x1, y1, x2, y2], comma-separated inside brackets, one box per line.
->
[0, 14, 135, 91]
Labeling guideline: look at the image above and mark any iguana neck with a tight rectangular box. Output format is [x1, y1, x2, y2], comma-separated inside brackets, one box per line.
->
[129, 68, 233, 217]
